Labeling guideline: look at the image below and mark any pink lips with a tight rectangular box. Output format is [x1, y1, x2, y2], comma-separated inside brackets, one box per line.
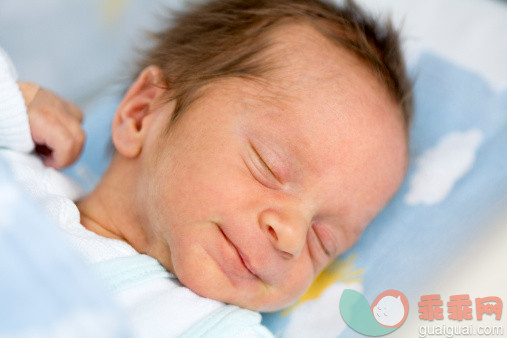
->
[236, 246, 260, 278]
[218, 227, 260, 280]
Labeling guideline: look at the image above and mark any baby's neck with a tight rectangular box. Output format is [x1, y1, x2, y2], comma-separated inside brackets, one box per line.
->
[78, 203, 125, 240]
[75, 155, 150, 254]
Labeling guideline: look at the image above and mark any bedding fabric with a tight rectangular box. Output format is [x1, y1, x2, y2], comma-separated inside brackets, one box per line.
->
[0, 158, 131, 338]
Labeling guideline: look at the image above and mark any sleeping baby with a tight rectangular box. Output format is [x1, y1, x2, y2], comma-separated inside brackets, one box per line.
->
[0, 0, 412, 336]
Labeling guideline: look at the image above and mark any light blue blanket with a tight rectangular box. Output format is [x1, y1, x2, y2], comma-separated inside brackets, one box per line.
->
[0, 159, 131, 338]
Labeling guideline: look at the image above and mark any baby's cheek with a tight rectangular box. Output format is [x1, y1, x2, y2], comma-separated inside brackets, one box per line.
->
[339, 224, 365, 255]
[286, 260, 316, 300]
[194, 169, 250, 212]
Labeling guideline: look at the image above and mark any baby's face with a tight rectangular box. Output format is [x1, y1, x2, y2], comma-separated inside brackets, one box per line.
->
[135, 24, 408, 311]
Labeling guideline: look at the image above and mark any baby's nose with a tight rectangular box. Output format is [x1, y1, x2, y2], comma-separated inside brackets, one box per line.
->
[258, 207, 309, 259]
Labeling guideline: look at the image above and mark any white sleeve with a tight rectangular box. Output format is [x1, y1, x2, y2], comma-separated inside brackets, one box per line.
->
[0, 46, 35, 153]
[232, 324, 275, 338]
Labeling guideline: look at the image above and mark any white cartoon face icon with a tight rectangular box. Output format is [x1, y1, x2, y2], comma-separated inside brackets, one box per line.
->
[372, 295, 405, 326]
[370, 290, 409, 328]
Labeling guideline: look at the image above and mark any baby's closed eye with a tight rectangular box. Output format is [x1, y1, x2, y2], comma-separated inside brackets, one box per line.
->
[312, 223, 338, 257]
[243, 145, 279, 190]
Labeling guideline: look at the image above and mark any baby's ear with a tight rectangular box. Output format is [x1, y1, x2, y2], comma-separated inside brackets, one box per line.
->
[112, 66, 167, 158]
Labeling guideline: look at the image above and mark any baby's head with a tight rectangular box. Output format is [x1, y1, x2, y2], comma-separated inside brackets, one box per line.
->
[108, 0, 412, 311]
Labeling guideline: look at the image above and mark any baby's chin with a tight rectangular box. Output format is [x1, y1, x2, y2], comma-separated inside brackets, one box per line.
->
[167, 236, 310, 312]
[174, 263, 301, 312]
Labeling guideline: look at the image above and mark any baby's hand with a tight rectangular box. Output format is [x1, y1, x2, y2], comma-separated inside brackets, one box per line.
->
[18, 82, 86, 169]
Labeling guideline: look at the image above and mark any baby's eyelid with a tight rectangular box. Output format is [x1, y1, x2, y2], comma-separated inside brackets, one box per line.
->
[314, 223, 341, 258]
[250, 144, 281, 183]
[311, 224, 332, 257]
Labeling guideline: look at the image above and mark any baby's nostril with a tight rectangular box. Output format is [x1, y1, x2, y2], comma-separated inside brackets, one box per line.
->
[268, 226, 278, 241]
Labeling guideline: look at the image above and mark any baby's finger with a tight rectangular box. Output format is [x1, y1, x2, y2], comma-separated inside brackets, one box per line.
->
[29, 112, 81, 169]
[55, 106, 86, 152]
[43, 124, 80, 169]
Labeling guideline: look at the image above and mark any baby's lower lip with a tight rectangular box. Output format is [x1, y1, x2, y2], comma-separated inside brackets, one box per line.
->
[236, 247, 260, 278]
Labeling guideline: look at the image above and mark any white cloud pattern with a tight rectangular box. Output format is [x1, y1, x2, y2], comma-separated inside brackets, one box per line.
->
[405, 129, 483, 205]
[283, 282, 363, 338]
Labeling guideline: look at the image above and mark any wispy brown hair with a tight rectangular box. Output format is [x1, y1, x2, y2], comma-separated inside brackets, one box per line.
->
[136, 0, 413, 128]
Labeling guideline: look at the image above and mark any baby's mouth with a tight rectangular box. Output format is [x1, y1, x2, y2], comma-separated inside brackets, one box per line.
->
[218, 227, 261, 280]
[236, 246, 260, 278]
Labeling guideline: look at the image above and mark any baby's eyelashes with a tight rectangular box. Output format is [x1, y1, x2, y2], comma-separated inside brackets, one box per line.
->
[307, 225, 332, 267]
[311, 223, 338, 258]
[314, 230, 331, 257]
[245, 144, 282, 190]
[252, 145, 279, 181]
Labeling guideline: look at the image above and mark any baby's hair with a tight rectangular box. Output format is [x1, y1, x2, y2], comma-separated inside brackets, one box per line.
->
[136, 0, 413, 130]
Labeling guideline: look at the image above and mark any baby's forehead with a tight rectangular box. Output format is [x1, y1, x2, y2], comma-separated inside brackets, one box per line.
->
[261, 22, 371, 87]
[202, 74, 301, 123]
[202, 21, 382, 114]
